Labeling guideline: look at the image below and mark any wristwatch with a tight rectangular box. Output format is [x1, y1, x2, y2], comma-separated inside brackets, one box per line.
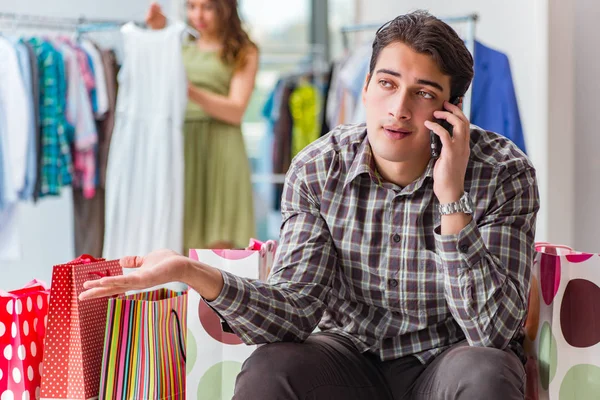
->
[439, 191, 474, 215]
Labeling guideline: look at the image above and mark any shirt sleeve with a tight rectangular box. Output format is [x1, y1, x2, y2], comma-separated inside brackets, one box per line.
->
[434, 161, 539, 349]
[207, 166, 337, 344]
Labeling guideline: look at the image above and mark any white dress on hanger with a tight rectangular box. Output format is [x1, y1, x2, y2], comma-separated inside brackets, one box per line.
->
[103, 21, 187, 259]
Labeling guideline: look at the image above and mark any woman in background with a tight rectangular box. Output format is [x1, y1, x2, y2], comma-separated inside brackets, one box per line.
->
[146, 0, 257, 250]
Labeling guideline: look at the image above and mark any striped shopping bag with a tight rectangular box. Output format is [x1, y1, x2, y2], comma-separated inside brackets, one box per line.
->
[98, 288, 188, 399]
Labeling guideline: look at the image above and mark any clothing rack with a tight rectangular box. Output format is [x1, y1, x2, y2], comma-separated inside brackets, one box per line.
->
[252, 44, 328, 186]
[340, 13, 478, 119]
[0, 12, 135, 31]
[0, 12, 198, 40]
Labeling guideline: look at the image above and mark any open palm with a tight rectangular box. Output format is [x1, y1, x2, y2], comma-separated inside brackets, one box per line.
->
[79, 249, 187, 300]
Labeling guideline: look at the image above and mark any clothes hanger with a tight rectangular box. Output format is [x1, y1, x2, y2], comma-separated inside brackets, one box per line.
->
[156, 10, 199, 38]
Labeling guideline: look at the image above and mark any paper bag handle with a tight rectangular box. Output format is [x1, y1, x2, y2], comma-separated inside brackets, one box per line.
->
[69, 254, 106, 264]
[171, 309, 186, 362]
[535, 242, 575, 255]
[0, 279, 50, 297]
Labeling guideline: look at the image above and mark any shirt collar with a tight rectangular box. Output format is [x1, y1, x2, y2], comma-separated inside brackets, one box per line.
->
[344, 134, 381, 189]
[344, 132, 436, 192]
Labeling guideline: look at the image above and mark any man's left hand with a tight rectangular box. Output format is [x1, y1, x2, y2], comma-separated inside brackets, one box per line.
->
[425, 100, 471, 204]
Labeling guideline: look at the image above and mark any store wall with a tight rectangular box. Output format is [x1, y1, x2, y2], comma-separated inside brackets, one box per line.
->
[574, 0, 600, 252]
[354, 0, 577, 247]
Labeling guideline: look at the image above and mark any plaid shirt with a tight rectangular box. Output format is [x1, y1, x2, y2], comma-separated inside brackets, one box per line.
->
[210, 123, 539, 363]
[28, 38, 73, 197]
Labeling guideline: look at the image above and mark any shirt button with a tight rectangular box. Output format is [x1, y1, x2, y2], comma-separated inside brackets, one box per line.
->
[392, 234, 401, 243]
[459, 244, 469, 253]
[388, 279, 399, 288]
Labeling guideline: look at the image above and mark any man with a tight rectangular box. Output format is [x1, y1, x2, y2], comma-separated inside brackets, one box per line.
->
[82, 10, 538, 399]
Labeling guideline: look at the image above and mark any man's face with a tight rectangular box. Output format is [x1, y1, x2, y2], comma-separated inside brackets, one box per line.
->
[362, 41, 451, 168]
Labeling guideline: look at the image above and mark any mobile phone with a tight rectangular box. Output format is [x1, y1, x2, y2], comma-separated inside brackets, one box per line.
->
[430, 97, 461, 158]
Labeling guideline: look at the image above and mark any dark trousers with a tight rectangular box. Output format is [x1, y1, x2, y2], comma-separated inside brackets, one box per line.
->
[234, 332, 525, 400]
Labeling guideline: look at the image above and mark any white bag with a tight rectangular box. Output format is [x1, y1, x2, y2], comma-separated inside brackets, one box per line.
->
[186, 241, 276, 400]
[524, 242, 600, 399]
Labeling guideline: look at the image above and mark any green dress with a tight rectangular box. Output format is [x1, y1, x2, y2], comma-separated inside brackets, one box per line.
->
[182, 44, 255, 250]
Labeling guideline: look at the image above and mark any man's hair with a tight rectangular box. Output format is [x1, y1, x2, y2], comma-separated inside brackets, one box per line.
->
[369, 10, 474, 98]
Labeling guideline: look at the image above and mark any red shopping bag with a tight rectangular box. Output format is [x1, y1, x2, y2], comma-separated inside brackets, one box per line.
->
[40, 255, 122, 400]
[0, 280, 50, 400]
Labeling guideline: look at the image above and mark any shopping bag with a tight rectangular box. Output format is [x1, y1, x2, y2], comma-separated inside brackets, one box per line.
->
[0, 280, 50, 400]
[41, 255, 123, 400]
[186, 240, 277, 400]
[524, 242, 600, 399]
[98, 288, 188, 400]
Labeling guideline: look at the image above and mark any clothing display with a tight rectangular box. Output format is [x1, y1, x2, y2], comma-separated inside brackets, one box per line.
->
[0, 32, 120, 260]
[103, 22, 187, 259]
[182, 45, 255, 250]
[72, 48, 119, 257]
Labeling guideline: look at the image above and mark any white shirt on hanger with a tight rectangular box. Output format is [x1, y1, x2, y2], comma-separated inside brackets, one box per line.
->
[0, 37, 30, 196]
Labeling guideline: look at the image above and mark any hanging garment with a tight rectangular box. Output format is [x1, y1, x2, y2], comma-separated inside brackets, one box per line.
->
[54, 41, 98, 199]
[271, 81, 296, 179]
[332, 43, 370, 126]
[66, 39, 99, 115]
[73, 48, 119, 257]
[182, 44, 255, 250]
[289, 81, 322, 157]
[21, 41, 42, 202]
[0, 37, 30, 198]
[0, 38, 29, 261]
[80, 39, 110, 119]
[103, 22, 187, 259]
[10, 38, 37, 202]
[470, 40, 527, 154]
[96, 48, 119, 189]
[27, 38, 73, 197]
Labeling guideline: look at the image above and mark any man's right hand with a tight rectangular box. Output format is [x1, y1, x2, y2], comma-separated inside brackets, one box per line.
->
[79, 249, 186, 300]
[146, 2, 167, 30]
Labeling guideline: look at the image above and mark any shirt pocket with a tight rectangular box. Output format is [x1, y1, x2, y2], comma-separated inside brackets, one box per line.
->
[400, 250, 450, 326]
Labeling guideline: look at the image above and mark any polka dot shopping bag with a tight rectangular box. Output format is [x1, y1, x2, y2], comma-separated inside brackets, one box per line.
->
[0, 279, 50, 400]
[524, 243, 600, 399]
[40, 255, 122, 400]
[186, 240, 276, 400]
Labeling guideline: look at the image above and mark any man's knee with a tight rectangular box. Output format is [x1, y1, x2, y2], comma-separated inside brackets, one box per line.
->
[234, 342, 309, 399]
[415, 345, 526, 400]
[440, 346, 525, 399]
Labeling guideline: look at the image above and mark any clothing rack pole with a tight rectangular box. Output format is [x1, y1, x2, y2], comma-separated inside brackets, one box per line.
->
[0, 11, 200, 44]
[340, 13, 479, 38]
[0, 12, 136, 28]
[339, 13, 478, 120]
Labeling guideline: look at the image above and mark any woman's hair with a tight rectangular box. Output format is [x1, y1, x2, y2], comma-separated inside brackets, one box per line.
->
[213, 0, 258, 70]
